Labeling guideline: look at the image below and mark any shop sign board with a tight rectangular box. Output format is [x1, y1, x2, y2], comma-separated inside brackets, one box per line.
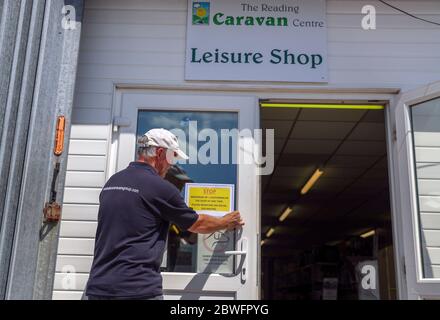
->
[185, 0, 328, 82]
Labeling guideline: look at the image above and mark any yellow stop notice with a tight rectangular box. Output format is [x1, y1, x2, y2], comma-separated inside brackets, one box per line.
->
[186, 184, 234, 213]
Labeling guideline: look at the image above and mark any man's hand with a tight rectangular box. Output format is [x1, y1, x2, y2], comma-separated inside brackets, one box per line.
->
[188, 211, 245, 234]
[221, 211, 245, 231]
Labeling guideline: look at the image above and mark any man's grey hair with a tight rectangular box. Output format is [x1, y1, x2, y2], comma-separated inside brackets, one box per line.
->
[137, 136, 157, 158]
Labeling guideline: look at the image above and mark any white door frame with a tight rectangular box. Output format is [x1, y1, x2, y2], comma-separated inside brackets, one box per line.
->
[109, 89, 260, 299]
[392, 81, 440, 300]
[383, 99, 407, 300]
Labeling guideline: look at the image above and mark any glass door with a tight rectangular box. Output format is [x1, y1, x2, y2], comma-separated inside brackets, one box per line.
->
[112, 90, 259, 299]
[393, 82, 440, 299]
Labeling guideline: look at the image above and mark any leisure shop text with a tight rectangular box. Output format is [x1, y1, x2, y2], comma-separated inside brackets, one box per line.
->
[190, 48, 324, 69]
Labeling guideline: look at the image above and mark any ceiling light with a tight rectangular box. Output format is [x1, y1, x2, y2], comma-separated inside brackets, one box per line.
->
[301, 168, 324, 195]
[279, 207, 293, 222]
[360, 230, 375, 238]
[266, 227, 275, 238]
[261, 240, 266, 246]
[260, 103, 384, 110]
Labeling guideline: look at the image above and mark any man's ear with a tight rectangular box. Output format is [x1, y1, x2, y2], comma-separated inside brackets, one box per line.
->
[156, 147, 165, 158]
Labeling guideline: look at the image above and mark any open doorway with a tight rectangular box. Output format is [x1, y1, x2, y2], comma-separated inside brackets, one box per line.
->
[260, 102, 397, 300]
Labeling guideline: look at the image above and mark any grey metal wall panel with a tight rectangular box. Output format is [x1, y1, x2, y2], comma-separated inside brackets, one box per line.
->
[0, 0, 84, 300]
[0, 0, 21, 234]
[0, 0, 35, 299]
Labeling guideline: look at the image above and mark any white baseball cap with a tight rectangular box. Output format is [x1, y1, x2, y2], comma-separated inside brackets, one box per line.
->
[142, 128, 189, 160]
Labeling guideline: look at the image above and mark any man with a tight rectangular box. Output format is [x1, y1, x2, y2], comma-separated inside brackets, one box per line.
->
[84, 128, 244, 300]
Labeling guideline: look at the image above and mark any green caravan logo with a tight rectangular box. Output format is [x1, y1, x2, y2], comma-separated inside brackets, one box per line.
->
[192, 2, 210, 25]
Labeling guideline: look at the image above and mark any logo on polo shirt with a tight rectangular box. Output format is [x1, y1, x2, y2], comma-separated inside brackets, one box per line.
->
[102, 186, 139, 194]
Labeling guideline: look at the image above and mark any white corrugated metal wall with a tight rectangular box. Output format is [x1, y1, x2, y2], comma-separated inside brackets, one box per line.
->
[53, 0, 440, 299]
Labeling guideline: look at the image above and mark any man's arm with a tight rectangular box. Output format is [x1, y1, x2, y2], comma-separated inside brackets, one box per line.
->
[188, 211, 244, 234]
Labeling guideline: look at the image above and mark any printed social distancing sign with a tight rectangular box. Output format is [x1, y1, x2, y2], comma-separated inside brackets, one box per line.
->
[184, 183, 235, 273]
[185, 0, 328, 82]
[185, 183, 234, 217]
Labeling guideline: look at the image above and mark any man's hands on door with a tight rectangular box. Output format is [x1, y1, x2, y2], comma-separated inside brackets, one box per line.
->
[222, 211, 245, 231]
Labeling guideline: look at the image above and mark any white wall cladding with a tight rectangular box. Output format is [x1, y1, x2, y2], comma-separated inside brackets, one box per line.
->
[53, 0, 440, 299]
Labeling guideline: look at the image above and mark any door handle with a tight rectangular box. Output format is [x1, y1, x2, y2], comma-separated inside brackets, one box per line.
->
[224, 237, 248, 282]
[224, 250, 246, 255]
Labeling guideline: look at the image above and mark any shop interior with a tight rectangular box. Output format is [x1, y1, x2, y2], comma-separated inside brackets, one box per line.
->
[260, 102, 397, 300]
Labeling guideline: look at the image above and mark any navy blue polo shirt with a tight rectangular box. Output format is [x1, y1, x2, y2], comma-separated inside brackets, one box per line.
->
[85, 162, 198, 298]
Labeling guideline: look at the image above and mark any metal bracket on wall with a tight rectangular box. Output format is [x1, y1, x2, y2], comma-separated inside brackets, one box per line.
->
[43, 162, 61, 223]
[43, 202, 61, 223]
